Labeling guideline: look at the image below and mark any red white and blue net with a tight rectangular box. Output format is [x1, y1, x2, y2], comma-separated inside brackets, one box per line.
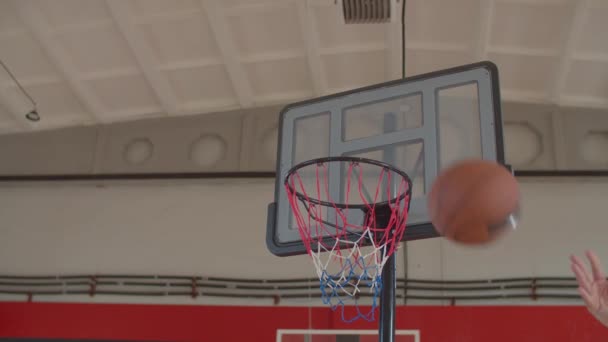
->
[284, 157, 412, 322]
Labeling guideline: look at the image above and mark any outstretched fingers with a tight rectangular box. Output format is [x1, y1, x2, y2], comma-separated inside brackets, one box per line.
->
[586, 250, 606, 282]
[571, 255, 593, 293]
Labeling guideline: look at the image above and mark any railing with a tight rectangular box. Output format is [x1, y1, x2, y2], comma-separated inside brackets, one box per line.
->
[0, 275, 583, 304]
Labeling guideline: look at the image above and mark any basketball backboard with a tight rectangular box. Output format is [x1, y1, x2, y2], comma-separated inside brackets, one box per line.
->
[266, 61, 505, 257]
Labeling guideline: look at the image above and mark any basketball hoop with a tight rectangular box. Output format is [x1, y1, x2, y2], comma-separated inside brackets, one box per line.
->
[284, 156, 412, 322]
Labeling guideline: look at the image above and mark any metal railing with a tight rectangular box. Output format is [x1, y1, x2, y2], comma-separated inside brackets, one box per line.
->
[0, 275, 583, 304]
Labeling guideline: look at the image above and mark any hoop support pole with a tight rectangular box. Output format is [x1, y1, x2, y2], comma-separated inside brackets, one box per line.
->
[379, 111, 398, 342]
[379, 252, 396, 342]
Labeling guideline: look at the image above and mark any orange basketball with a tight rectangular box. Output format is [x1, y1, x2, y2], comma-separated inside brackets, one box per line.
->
[427, 159, 520, 245]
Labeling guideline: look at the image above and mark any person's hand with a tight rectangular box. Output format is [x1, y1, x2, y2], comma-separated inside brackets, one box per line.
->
[570, 250, 608, 327]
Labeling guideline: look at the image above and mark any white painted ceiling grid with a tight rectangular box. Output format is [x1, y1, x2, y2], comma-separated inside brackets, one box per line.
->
[0, 0, 607, 134]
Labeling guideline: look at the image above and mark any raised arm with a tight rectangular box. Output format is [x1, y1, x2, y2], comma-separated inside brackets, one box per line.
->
[571, 250, 608, 328]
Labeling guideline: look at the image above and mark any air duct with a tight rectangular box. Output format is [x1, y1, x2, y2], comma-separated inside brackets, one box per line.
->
[341, 0, 392, 24]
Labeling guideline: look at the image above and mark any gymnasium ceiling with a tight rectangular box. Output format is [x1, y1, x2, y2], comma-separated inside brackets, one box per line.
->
[0, 0, 607, 135]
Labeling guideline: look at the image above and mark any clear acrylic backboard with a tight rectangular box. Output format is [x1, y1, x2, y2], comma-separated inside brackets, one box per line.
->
[267, 62, 505, 256]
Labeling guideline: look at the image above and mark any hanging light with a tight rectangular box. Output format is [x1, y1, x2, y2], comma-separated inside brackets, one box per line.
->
[25, 110, 40, 122]
[0, 59, 39, 122]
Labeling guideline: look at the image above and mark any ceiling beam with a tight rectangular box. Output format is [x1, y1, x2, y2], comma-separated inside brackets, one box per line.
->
[200, 0, 254, 108]
[134, 9, 202, 25]
[12, 0, 105, 123]
[496, 0, 569, 5]
[296, 0, 327, 96]
[80, 67, 140, 82]
[501, 89, 551, 104]
[551, 0, 590, 104]
[50, 19, 113, 35]
[240, 49, 304, 64]
[475, 0, 495, 61]
[106, 0, 180, 116]
[181, 99, 240, 116]
[407, 42, 468, 53]
[560, 95, 608, 110]
[320, 43, 387, 56]
[573, 52, 608, 63]
[486, 46, 557, 57]
[256, 90, 313, 106]
[159, 59, 224, 72]
[0, 75, 61, 89]
[225, 1, 291, 16]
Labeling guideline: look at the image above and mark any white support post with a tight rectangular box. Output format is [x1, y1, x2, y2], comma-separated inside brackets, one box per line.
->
[475, 0, 495, 61]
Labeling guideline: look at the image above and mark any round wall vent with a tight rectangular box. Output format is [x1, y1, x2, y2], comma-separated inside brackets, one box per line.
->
[190, 134, 228, 168]
[580, 131, 608, 166]
[124, 138, 153, 165]
[504, 122, 542, 166]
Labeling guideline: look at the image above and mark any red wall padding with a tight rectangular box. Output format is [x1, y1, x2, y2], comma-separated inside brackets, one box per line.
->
[1, 302, 607, 341]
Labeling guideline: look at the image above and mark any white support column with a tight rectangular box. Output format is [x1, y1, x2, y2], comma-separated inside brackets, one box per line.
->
[200, 0, 254, 108]
[296, 0, 327, 96]
[385, 0, 403, 80]
[551, 0, 590, 104]
[12, 0, 105, 123]
[475, 0, 495, 61]
[106, 0, 180, 116]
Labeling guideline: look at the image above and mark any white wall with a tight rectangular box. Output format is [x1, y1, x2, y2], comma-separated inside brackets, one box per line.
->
[0, 177, 607, 304]
[409, 177, 608, 280]
[0, 179, 314, 278]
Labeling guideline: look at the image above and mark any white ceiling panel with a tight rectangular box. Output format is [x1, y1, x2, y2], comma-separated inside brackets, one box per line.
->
[0, 32, 60, 80]
[324, 50, 386, 92]
[246, 57, 312, 98]
[55, 25, 138, 74]
[406, 49, 473, 76]
[87, 74, 160, 115]
[25, 81, 90, 123]
[564, 60, 608, 99]
[35, 0, 111, 29]
[489, 53, 558, 95]
[0, 1, 23, 33]
[138, 12, 220, 65]
[491, 1, 572, 51]
[165, 65, 236, 105]
[575, 6, 608, 55]
[221, 0, 289, 9]
[0, 0, 606, 134]
[129, 0, 199, 16]
[406, 0, 479, 44]
[229, 2, 303, 56]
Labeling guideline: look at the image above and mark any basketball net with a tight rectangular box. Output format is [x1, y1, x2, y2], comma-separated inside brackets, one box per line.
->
[284, 158, 411, 322]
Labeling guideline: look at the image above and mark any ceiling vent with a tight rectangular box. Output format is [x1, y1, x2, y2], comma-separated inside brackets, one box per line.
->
[341, 0, 392, 24]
